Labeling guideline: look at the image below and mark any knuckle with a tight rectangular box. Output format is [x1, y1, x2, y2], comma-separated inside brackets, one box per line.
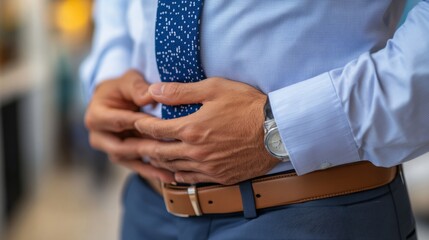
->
[167, 163, 177, 172]
[131, 83, 147, 100]
[124, 70, 141, 81]
[112, 118, 127, 132]
[180, 125, 201, 143]
[205, 78, 217, 87]
[165, 161, 177, 171]
[188, 148, 206, 161]
[130, 75, 147, 92]
[153, 146, 164, 159]
[205, 78, 221, 92]
[138, 144, 152, 158]
[202, 164, 217, 175]
[131, 77, 147, 89]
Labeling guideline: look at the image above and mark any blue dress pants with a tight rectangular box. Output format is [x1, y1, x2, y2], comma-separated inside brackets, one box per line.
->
[121, 172, 417, 240]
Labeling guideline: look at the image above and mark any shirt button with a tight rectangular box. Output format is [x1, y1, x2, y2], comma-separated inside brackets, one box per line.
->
[320, 162, 332, 170]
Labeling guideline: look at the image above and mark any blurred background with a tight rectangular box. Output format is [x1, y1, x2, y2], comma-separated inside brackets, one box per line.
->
[0, 0, 428, 239]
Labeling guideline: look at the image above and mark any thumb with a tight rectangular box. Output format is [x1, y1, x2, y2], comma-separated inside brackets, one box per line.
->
[149, 81, 213, 105]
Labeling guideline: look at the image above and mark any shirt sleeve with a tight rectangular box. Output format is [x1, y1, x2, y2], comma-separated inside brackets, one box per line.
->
[268, 0, 429, 175]
[80, 0, 132, 100]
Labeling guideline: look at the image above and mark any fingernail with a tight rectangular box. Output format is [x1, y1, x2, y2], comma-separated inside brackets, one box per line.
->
[170, 181, 177, 186]
[150, 83, 163, 96]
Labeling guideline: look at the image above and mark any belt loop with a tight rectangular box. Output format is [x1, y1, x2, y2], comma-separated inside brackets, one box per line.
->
[239, 180, 258, 219]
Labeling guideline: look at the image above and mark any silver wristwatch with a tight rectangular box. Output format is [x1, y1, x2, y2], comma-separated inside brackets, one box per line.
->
[263, 98, 290, 162]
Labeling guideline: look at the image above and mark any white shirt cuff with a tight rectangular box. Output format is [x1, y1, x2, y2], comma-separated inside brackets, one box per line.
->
[268, 72, 361, 175]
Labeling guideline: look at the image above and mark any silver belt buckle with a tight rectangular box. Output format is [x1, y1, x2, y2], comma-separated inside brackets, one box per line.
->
[187, 185, 203, 216]
[162, 183, 203, 217]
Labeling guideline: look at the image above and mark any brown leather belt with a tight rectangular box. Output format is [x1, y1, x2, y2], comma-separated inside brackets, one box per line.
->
[148, 161, 397, 217]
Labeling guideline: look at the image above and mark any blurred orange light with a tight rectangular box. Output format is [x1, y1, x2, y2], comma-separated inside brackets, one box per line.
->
[55, 0, 92, 35]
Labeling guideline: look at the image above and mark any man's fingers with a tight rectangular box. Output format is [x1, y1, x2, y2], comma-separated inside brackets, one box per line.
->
[148, 79, 217, 105]
[89, 130, 189, 163]
[86, 108, 148, 132]
[174, 172, 217, 184]
[121, 159, 175, 183]
[138, 140, 187, 161]
[90, 131, 186, 162]
[134, 114, 190, 140]
[88, 130, 177, 182]
[150, 159, 202, 173]
[89, 131, 141, 160]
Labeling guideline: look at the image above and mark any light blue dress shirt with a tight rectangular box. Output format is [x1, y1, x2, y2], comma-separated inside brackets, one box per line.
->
[81, 0, 429, 175]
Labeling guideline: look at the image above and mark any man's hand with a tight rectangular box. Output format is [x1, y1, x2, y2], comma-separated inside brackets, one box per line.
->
[134, 78, 280, 185]
[85, 70, 175, 183]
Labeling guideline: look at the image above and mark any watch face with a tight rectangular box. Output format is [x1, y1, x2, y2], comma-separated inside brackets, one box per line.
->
[266, 129, 288, 157]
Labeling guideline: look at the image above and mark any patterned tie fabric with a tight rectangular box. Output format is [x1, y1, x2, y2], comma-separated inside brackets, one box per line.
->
[155, 0, 206, 119]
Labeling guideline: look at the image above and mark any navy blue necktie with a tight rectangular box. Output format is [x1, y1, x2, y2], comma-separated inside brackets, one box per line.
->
[155, 0, 206, 119]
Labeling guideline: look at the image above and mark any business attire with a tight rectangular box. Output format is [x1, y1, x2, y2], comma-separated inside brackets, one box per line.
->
[81, 0, 429, 239]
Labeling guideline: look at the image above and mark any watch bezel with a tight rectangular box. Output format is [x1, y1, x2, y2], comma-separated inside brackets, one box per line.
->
[264, 127, 290, 160]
